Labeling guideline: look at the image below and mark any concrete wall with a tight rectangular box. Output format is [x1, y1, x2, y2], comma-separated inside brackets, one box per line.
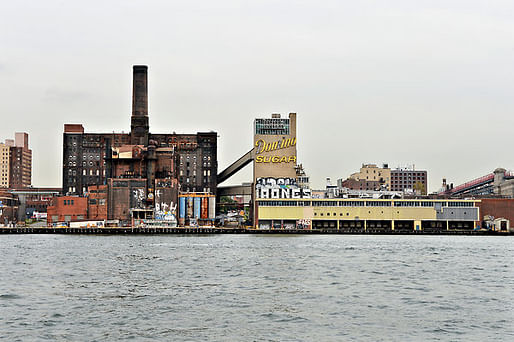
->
[436, 207, 478, 221]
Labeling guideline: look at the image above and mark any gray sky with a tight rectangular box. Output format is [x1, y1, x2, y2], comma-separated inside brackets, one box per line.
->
[1, 0, 513, 191]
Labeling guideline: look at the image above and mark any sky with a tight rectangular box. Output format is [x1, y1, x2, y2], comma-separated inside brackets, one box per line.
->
[1, 0, 513, 191]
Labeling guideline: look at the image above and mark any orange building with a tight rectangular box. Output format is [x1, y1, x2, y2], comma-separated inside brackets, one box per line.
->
[47, 196, 88, 225]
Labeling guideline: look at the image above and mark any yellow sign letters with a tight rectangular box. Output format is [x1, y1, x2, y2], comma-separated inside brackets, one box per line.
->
[255, 137, 296, 155]
[255, 155, 297, 163]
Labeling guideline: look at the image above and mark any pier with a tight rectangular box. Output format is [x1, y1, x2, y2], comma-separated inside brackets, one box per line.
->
[0, 227, 511, 235]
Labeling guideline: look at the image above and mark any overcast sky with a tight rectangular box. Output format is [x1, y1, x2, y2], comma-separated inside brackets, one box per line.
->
[1, 0, 513, 191]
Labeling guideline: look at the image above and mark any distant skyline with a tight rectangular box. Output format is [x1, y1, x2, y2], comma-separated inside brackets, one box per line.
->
[1, 0, 513, 191]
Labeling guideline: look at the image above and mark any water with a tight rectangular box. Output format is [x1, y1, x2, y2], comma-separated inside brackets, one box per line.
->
[0, 235, 512, 341]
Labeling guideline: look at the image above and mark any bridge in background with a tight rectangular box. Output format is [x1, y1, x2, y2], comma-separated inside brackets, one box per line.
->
[439, 170, 514, 197]
[216, 149, 254, 198]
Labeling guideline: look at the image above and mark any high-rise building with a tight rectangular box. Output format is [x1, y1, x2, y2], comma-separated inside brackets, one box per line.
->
[0, 133, 32, 189]
[0, 143, 10, 188]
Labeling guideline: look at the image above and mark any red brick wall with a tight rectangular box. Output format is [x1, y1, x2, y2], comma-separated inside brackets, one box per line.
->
[64, 124, 84, 133]
[47, 196, 88, 224]
[477, 198, 514, 222]
[88, 185, 107, 220]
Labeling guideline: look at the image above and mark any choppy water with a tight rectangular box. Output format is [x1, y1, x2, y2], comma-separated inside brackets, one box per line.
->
[0, 235, 513, 341]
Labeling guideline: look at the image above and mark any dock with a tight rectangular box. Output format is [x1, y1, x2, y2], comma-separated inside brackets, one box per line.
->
[0, 227, 511, 235]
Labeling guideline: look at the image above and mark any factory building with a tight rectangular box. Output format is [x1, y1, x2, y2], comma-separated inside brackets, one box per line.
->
[255, 198, 479, 231]
[252, 113, 311, 225]
[61, 66, 217, 225]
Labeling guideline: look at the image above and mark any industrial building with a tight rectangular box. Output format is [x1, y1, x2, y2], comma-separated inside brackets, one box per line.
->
[255, 198, 479, 231]
[61, 66, 217, 225]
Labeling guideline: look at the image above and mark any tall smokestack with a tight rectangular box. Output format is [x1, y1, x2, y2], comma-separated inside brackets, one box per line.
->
[130, 65, 149, 145]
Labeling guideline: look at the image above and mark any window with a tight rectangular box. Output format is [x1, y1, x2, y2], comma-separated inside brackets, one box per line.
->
[447, 201, 473, 207]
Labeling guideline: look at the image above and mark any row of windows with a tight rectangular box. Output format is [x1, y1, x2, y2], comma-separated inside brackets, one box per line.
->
[392, 172, 426, 177]
[255, 119, 290, 135]
[257, 201, 474, 208]
[89, 199, 106, 205]
[447, 202, 474, 207]
[180, 169, 211, 177]
[313, 210, 472, 217]
[392, 179, 425, 183]
[181, 187, 211, 193]
[258, 201, 300, 206]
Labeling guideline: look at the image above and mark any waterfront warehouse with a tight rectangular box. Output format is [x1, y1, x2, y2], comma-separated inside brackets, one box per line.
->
[255, 198, 479, 232]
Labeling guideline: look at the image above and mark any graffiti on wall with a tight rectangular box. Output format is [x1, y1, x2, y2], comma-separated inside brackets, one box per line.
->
[154, 189, 177, 222]
[256, 177, 298, 188]
[297, 219, 311, 229]
[131, 188, 146, 208]
[255, 177, 311, 199]
[155, 201, 177, 221]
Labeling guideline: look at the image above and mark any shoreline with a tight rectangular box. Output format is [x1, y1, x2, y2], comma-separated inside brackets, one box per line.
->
[0, 227, 512, 235]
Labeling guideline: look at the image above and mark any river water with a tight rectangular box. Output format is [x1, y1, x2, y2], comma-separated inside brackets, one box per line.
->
[0, 235, 512, 341]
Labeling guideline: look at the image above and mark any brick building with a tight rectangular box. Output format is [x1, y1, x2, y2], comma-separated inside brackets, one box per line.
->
[9, 188, 61, 222]
[62, 66, 217, 224]
[339, 178, 381, 191]
[338, 164, 427, 194]
[87, 185, 107, 221]
[477, 198, 514, 223]
[46, 196, 88, 224]
[0, 190, 19, 225]
[390, 168, 428, 195]
[0, 143, 9, 188]
[0, 132, 32, 189]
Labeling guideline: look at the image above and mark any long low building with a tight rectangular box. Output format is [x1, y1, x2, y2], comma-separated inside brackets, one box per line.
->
[255, 199, 479, 232]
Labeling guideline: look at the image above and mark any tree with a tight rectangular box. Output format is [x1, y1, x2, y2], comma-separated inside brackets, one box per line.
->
[413, 181, 426, 195]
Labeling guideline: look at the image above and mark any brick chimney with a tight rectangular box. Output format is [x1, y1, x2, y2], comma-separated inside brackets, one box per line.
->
[130, 65, 149, 145]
